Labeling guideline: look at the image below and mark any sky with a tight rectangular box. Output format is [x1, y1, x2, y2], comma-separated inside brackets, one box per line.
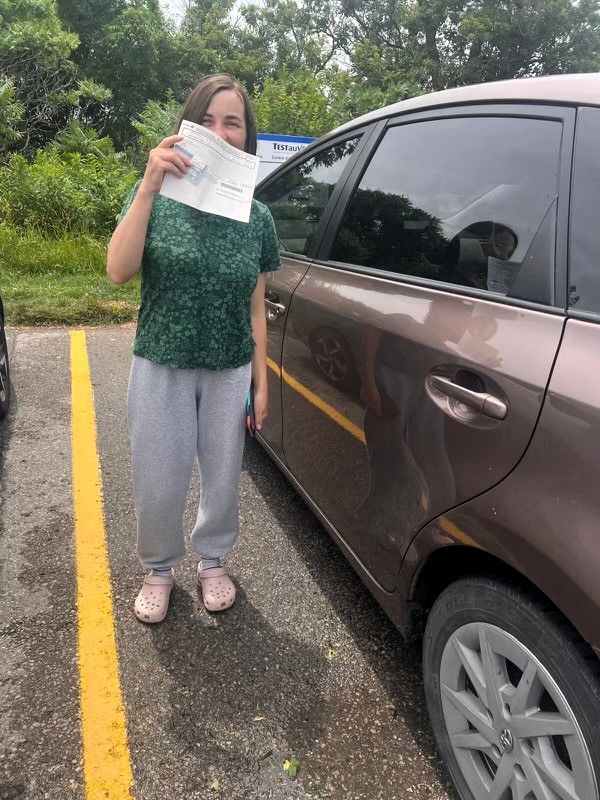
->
[160, 0, 186, 25]
[160, 0, 247, 27]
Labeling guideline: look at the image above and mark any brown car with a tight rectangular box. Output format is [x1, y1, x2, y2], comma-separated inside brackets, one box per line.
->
[255, 73, 600, 800]
[0, 294, 9, 419]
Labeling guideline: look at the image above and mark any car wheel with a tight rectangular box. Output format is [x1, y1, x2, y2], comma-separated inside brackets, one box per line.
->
[308, 326, 358, 391]
[423, 576, 600, 800]
[0, 320, 9, 419]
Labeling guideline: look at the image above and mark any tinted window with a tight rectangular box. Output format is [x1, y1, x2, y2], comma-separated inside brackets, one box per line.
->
[331, 117, 562, 298]
[257, 138, 360, 256]
[570, 107, 600, 313]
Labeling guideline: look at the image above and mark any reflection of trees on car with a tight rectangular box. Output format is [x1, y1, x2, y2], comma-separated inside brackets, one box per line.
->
[260, 140, 359, 214]
[267, 189, 326, 222]
[303, 140, 358, 169]
[331, 187, 447, 274]
[260, 138, 361, 254]
[266, 178, 332, 253]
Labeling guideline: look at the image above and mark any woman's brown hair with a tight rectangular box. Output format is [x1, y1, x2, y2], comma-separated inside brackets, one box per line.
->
[177, 74, 257, 155]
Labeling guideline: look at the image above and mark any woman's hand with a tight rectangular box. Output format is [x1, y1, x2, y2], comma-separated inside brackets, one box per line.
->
[250, 274, 269, 431]
[107, 135, 193, 285]
[253, 383, 268, 431]
[139, 135, 192, 196]
[360, 380, 382, 416]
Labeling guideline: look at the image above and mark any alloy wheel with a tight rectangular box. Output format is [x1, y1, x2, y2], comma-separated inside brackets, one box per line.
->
[439, 622, 597, 800]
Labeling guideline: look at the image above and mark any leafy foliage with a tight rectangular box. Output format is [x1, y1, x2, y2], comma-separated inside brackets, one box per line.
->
[253, 68, 333, 136]
[131, 92, 182, 152]
[313, 0, 600, 91]
[0, 0, 93, 154]
[56, 0, 127, 63]
[4, 0, 600, 327]
[0, 140, 137, 238]
[325, 68, 420, 126]
[282, 756, 301, 779]
[0, 77, 24, 150]
[53, 120, 118, 157]
[87, 4, 179, 147]
[4, 0, 600, 157]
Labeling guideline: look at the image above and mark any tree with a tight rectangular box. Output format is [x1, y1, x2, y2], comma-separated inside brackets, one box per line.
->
[241, 0, 341, 75]
[325, 67, 419, 125]
[253, 68, 334, 135]
[56, 0, 126, 62]
[56, 0, 185, 147]
[0, 79, 24, 152]
[87, 4, 178, 147]
[451, 0, 600, 85]
[0, 0, 111, 154]
[130, 92, 181, 169]
[307, 0, 600, 92]
[176, 0, 271, 93]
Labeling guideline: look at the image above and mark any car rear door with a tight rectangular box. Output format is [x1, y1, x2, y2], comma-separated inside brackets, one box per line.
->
[278, 105, 574, 590]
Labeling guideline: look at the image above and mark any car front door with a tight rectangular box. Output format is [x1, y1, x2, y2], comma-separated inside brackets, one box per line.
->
[255, 129, 375, 460]
[279, 106, 574, 590]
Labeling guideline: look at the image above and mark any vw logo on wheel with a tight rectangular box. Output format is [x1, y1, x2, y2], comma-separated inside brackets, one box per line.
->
[500, 729, 514, 752]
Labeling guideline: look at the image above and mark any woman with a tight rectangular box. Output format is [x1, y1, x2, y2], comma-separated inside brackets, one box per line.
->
[107, 74, 280, 623]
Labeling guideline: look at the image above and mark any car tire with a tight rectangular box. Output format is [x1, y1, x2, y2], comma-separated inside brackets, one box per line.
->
[0, 320, 9, 419]
[423, 576, 600, 800]
[308, 326, 358, 392]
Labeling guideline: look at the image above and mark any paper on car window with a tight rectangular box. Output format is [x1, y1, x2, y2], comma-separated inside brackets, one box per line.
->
[159, 120, 260, 223]
[487, 256, 519, 295]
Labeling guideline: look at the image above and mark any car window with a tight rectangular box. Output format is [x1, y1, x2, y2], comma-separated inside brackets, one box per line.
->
[257, 137, 360, 256]
[569, 107, 600, 314]
[330, 117, 562, 299]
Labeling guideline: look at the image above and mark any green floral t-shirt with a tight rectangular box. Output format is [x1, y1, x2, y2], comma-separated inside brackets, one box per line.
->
[119, 181, 281, 370]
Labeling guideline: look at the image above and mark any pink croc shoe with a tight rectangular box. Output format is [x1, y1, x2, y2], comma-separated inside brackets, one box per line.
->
[197, 565, 236, 612]
[134, 571, 174, 623]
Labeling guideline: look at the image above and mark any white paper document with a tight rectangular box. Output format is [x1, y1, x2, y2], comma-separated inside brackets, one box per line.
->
[159, 120, 260, 223]
[487, 256, 519, 295]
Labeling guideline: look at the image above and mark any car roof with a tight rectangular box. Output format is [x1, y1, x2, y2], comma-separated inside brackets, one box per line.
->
[329, 73, 600, 138]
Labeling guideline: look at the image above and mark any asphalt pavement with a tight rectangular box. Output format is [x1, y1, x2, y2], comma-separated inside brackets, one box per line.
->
[0, 328, 455, 800]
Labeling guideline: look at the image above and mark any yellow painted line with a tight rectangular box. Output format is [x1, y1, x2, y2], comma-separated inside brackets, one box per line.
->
[70, 331, 134, 800]
[266, 360, 481, 550]
[267, 356, 365, 444]
[281, 366, 366, 445]
[439, 515, 481, 548]
[266, 355, 281, 378]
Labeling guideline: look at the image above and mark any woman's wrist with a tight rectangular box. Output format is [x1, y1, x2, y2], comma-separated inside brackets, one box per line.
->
[251, 370, 268, 392]
[138, 181, 156, 198]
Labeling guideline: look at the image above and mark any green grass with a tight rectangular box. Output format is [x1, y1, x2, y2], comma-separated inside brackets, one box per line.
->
[0, 224, 140, 326]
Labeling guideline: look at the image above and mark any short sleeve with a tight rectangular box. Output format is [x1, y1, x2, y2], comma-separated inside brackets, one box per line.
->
[259, 205, 281, 274]
[117, 179, 142, 225]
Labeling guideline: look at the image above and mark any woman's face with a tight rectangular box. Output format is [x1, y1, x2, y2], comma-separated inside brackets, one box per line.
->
[201, 89, 247, 151]
[490, 229, 516, 260]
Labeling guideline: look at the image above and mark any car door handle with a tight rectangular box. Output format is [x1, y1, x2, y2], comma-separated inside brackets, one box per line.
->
[264, 299, 286, 317]
[428, 375, 508, 420]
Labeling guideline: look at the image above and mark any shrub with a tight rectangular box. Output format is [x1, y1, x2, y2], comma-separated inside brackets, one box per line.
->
[131, 91, 181, 152]
[0, 132, 138, 238]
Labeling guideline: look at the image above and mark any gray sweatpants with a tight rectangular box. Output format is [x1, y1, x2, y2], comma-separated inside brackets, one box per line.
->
[127, 355, 252, 571]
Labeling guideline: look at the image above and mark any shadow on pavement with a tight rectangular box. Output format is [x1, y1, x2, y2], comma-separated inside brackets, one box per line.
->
[0, 379, 16, 491]
[143, 585, 328, 799]
[241, 437, 456, 798]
